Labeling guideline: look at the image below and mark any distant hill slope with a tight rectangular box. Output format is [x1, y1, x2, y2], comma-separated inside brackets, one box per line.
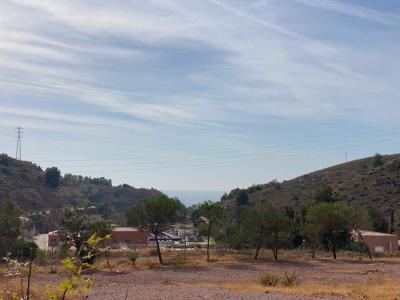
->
[223, 154, 400, 213]
[0, 154, 163, 222]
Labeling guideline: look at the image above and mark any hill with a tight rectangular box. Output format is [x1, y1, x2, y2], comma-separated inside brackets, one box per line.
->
[223, 153, 400, 215]
[0, 154, 163, 223]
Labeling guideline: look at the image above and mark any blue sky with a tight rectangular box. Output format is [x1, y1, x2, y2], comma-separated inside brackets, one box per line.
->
[0, 0, 399, 193]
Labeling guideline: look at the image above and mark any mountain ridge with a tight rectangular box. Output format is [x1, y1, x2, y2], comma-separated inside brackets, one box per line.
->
[222, 153, 400, 214]
[0, 154, 163, 223]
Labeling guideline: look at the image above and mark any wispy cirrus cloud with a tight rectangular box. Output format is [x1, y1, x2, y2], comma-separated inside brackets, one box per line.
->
[291, 0, 400, 26]
[0, 0, 399, 130]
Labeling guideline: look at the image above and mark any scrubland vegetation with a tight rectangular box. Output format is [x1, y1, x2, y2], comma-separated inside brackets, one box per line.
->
[1, 154, 400, 299]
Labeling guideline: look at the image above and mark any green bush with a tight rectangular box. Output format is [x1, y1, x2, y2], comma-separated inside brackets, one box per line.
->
[57, 243, 70, 259]
[35, 248, 46, 263]
[128, 252, 139, 266]
[260, 272, 279, 287]
[348, 240, 367, 253]
[10, 240, 38, 260]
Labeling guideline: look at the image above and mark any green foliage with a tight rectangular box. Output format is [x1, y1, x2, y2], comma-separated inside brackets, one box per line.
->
[236, 190, 249, 206]
[396, 215, 400, 234]
[89, 220, 112, 238]
[301, 223, 322, 258]
[10, 240, 38, 260]
[260, 272, 279, 287]
[306, 202, 354, 259]
[373, 153, 384, 167]
[0, 201, 21, 257]
[126, 195, 182, 264]
[128, 252, 139, 266]
[89, 220, 112, 270]
[46, 256, 94, 300]
[61, 210, 88, 251]
[347, 240, 367, 253]
[314, 186, 338, 203]
[127, 195, 181, 233]
[45, 167, 61, 188]
[0, 153, 11, 167]
[196, 201, 224, 261]
[64, 173, 112, 186]
[368, 208, 389, 232]
[239, 206, 289, 260]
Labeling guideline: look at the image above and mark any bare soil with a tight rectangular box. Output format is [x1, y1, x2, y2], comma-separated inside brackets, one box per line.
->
[32, 256, 400, 299]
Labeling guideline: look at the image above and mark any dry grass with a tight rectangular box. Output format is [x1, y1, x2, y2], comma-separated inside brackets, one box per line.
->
[0, 277, 45, 300]
[197, 279, 400, 300]
[2, 249, 400, 299]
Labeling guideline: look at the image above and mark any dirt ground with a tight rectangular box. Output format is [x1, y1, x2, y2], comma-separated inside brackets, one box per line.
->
[28, 251, 400, 300]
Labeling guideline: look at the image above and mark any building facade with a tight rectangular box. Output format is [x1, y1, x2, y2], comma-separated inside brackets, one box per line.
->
[358, 230, 398, 256]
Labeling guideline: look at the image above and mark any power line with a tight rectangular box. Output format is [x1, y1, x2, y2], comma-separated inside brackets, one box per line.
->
[15, 126, 23, 160]
[61, 135, 395, 173]
[33, 125, 400, 164]
[39, 127, 400, 169]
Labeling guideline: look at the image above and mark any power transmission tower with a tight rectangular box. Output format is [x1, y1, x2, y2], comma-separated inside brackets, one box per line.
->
[15, 126, 23, 160]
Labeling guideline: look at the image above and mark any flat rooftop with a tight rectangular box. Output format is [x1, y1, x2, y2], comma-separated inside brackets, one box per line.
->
[360, 230, 398, 237]
[112, 227, 142, 232]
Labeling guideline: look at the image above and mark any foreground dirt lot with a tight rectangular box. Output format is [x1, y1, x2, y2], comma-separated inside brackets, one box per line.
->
[3, 250, 400, 299]
[33, 250, 400, 299]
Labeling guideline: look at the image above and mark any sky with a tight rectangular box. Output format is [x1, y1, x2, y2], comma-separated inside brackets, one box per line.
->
[0, 0, 399, 194]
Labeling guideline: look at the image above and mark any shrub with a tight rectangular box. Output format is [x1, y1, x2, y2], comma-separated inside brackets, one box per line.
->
[45, 167, 61, 188]
[35, 249, 46, 263]
[128, 252, 139, 266]
[57, 243, 70, 259]
[260, 272, 279, 287]
[149, 248, 159, 256]
[373, 153, 384, 167]
[10, 240, 38, 260]
[282, 271, 299, 287]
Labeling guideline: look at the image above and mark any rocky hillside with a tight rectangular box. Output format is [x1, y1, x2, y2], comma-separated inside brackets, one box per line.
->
[0, 154, 163, 222]
[223, 154, 400, 214]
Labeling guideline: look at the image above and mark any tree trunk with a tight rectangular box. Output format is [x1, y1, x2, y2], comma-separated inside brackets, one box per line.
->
[356, 227, 372, 260]
[26, 251, 33, 300]
[273, 228, 278, 261]
[102, 239, 112, 270]
[206, 224, 211, 262]
[311, 245, 315, 259]
[331, 239, 337, 260]
[254, 243, 262, 259]
[155, 234, 163, 264]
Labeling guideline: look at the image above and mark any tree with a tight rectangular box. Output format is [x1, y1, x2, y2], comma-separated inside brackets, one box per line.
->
[306, 202, 354, 259]
[196, 201, 224, 262]
[89, 220, 112, 270]
[127, 196, 181, 264]
[236, 190, 249, 206]
[301, 223, 321, 259]
[240, 206, 289, 260]
[266, 208, 290, 261]
[315, 186, 338, 203]
[373, 153, 384, 167]
[61, 209, 91, 260]
[45, 167, 61, 188]
[240, 208, 269, 259]
[351, 208, 373, 259]
[0, 201, 21, 257]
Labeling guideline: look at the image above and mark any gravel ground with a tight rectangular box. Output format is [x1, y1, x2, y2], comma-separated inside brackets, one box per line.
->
[34, 258, 400, 300]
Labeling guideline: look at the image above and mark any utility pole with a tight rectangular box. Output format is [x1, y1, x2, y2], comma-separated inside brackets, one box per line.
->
[345, 152, 348, 163]
[16, 127, 23, 160]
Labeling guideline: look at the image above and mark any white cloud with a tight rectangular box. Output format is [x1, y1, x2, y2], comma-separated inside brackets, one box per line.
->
[0, 0, 398, 130]
[291, 0, 400, 26]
